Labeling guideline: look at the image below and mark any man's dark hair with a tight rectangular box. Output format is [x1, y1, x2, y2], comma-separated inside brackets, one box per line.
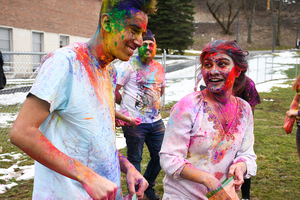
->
[98, 0, 157, 28]
[143, 29, 155, 41]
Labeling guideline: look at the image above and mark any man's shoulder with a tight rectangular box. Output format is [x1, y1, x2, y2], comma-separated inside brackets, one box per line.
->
[55, 42, 87, 58]
[150, 59, 164, 72]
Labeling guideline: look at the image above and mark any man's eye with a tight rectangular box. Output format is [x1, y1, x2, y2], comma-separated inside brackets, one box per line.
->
[131, 29, 137, 34]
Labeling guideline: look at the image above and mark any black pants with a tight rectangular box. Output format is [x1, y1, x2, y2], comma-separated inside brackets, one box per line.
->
[241, 178, 251, 199]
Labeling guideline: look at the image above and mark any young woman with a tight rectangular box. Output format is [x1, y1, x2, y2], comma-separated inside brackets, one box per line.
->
[159, 39, 257, 199]
[286, 74, 300, 160]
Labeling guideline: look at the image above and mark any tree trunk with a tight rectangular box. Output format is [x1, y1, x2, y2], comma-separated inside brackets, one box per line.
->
[243, 0, 256, 43]
[276, 0, 281, 46]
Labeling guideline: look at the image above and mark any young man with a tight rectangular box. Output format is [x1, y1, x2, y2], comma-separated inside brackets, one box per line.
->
[115, 30, 165, 200]
[10, 0, 157, 199]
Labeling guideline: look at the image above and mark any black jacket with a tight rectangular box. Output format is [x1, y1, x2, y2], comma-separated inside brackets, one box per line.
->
[0, 51, 6, 89]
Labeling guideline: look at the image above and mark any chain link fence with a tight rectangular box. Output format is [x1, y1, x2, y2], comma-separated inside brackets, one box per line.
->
[1, 51, 299, 149]
[0, 52, 47, 149]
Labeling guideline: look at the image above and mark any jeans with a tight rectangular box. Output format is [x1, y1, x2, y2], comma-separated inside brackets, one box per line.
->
[122, 119, 165, 189]
[296, 126, 300, 160]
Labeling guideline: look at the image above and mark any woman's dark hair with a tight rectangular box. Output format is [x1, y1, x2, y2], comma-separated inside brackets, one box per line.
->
[292, 74, 300, 91]
[199, 39, 249, 72]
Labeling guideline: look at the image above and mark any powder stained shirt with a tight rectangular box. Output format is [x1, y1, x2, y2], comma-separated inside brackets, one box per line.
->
[159, 91, 257, 200]
[30, 42, 121, 200]
[117, 57, 165, 123]
[235, 76, 261, 107]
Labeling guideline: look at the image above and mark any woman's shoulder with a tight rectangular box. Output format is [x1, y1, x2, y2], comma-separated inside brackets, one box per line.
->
[236, 96, 252, 114]
[172, 91, 205, 111]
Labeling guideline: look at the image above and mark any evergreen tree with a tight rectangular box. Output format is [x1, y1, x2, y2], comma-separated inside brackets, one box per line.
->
[147, 0, 196, 54]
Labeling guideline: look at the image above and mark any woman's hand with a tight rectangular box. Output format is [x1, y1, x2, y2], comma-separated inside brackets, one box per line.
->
[203, 174, 222, 192]
[228, 162, 246, 191]
[286, 109, 298, 117]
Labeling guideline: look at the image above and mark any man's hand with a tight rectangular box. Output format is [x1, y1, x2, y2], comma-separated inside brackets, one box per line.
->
[126, 166, 149, 199]
[81, 173, 118, 200]
[130, 117, 141, 126]
[228, 162, 246, 191]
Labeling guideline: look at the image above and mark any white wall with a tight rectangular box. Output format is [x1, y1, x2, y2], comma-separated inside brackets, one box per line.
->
[12, 28, 31, 52]
[44, 32, 60, 52]
[0, 26, 90, 52]
[69, 35, 89, 45]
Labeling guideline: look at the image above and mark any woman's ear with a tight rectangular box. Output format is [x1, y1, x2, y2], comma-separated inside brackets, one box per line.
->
[101, 14, 112, 32]
[236, 70, 241, 78]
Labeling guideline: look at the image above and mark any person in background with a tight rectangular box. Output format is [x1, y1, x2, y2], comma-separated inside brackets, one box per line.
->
[233, 71, 261, 200]
[286, 74, 300, 161]
[9, 0, 157, 199]
[115, 29, 165, 200]
[0, 51, 7, 90]
[159, 39, 257, 199]
[296, 39, 300, 49]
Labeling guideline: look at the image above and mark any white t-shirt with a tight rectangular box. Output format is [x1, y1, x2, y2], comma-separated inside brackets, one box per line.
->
[30, 43, 122, 200]
[117, 57, 165, 123]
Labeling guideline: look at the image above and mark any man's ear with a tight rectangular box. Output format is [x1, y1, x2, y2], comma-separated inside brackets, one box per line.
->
[101, 14, 112, 32]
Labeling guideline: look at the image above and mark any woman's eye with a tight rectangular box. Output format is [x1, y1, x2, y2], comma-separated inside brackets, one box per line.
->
[204, 63, 211, 68]
[219, 62, 228, 67]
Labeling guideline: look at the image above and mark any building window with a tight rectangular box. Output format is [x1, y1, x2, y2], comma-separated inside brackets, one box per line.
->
[32, 32, 43, 72]
[60, 35, 69, 48]
[0, 28, 12, 72]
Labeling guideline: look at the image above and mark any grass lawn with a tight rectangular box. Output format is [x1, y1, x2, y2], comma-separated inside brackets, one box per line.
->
[1, 80, 300, 199]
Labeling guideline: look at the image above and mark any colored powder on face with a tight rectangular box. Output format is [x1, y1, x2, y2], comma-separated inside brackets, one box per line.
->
[115, 41, 117, 46]
[121, 35, 124, 40]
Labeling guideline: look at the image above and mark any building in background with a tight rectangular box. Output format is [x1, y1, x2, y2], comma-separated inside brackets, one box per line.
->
[0, 0, 101, 76]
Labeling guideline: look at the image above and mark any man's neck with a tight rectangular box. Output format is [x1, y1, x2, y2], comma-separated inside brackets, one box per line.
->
[87, 33, 115, 68]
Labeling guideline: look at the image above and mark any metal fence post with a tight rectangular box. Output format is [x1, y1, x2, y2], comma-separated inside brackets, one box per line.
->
[161, 50, 166, 109]
[257, 57, 259, 83]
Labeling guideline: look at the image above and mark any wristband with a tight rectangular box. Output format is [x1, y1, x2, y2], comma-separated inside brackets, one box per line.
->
[129, 117, 132, 125]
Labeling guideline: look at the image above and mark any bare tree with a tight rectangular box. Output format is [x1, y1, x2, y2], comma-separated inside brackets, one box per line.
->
[242, 0, 256, 43]
[206, 0, 240, 35]
[270, 0, 282, 46]
[276, 0, 282, 46]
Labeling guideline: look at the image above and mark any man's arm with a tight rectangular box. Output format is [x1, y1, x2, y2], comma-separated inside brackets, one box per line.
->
[115, 110, 141, 126]
[10, 95, 118, 199]
[115, 84, 123, 105]
[118, 151, 148, 199]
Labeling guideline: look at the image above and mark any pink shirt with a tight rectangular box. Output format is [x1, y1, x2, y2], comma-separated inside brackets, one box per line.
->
[159, 91, 257, 199]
